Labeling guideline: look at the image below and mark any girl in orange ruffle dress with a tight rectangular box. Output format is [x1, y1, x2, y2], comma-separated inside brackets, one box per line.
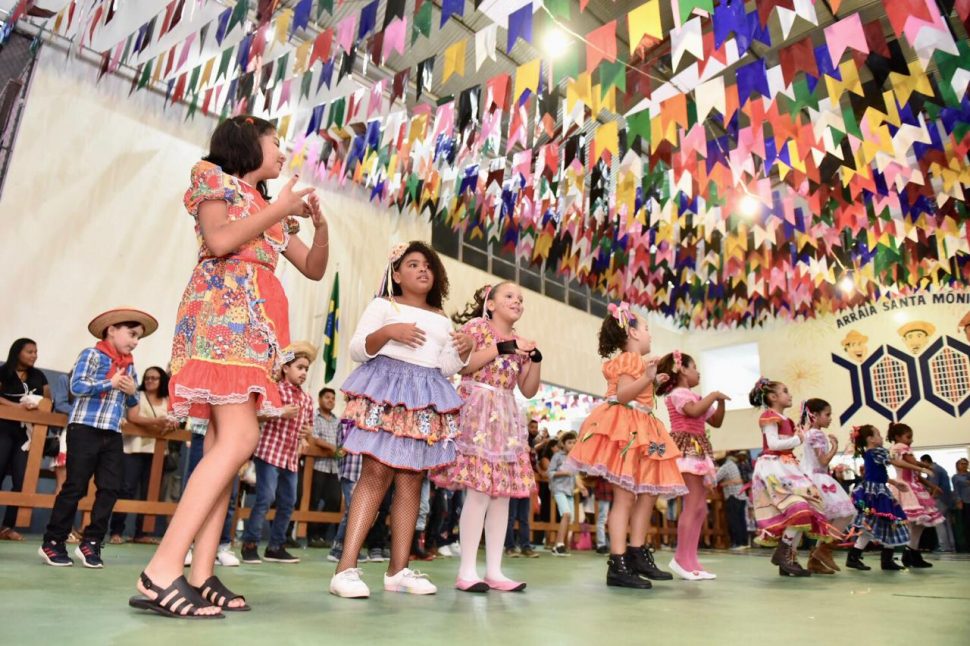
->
[567, 303, 686, 590]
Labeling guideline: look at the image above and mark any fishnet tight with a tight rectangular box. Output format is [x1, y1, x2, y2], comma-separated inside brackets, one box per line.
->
[336, 456, 425, 575]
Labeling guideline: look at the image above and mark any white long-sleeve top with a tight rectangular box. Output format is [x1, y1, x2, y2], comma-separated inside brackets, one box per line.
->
[349, 298, 467, 377]
[762, 423, 802, 451]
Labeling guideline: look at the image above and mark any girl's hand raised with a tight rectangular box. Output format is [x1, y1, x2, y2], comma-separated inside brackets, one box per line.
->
[452, 332, 474, 357]
[277, 175, 314, 216]
[303, 193, 327, 230]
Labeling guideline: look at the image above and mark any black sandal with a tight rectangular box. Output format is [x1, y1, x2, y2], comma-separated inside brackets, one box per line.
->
[195, 575, 251, 611]
[128, 572, 225, 619]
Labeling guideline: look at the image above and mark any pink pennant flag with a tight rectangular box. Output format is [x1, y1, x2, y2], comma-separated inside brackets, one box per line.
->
[383, 16, 407, 60]
[277, 78, 292, 109]
[368, 79, 385, 118]
[336, 14, 357, 52]
[177, 32, 197, 73]
[108, 41, 124, 74]
[824, 13, 868, 65]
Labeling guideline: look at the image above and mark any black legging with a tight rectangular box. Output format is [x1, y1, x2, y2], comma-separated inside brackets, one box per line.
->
[0, 426, 28, 528]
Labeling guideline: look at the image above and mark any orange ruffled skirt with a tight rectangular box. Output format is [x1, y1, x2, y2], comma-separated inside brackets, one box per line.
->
[566, 402, 687, 497]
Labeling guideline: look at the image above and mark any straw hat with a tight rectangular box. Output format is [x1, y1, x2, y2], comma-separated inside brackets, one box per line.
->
[87, 308, 158, 339]
[285, 340, 318, 363]
[840, 330, 868, 347]
[897, 321, 935, 337]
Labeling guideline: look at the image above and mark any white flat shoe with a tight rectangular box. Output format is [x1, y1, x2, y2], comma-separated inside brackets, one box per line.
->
[669, 558, 704, 581]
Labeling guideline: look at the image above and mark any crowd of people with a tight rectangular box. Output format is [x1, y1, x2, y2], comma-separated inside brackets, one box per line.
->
[0, 115, 966, 620]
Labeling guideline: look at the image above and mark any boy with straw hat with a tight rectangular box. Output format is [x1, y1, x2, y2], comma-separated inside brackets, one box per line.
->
[39, 307, 159, 569]
[240, 341, 317, 565]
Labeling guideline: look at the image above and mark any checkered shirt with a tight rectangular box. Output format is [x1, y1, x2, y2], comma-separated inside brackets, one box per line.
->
[254, 380, 313, 472]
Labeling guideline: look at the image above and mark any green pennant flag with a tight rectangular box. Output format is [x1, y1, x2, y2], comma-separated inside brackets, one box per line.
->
[186, 91, 199, 120]
[227, 0, 249, 36]
[412, 1, 432, 45]
[546, 0, 570, 19]
[598, 59, 626, 95]
[188, 65, 201, 94]
[300, 69, 313, 99]
[322, 273, 340, 383]
[121, 33, 133, 66]
[138, 60, 153, 89]
[275, 52, 290, 84]
[317, 0, 333, 19]
[217, 47, 234, 80]
[553, 47, 579, 86]
[626, 110, 651, 146]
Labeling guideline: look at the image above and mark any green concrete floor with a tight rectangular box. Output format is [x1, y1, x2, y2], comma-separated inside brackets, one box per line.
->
[2, 540, 968, 645]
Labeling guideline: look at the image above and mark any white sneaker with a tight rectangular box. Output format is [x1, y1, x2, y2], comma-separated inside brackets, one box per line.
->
[695, 570, 717, 580]
[184, 549, 193, 567]
[446, 542, 461, 556]
[436, 544, 453, 558]
[329, 568, 370, 598]
[384, 568, 437, 595]
[669, 558, 704, 581]
[216, 544, 240, 567]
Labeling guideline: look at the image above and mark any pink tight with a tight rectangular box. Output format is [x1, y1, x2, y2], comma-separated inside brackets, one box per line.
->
[674, 473, 709, 572]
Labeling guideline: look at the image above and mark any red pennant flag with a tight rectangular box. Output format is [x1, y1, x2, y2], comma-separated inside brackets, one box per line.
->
[586, 21, 617, 74]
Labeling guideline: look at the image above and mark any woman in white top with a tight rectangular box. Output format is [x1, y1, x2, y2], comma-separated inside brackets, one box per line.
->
[109, 367, 174, 544]
[329, 241, 473, 599]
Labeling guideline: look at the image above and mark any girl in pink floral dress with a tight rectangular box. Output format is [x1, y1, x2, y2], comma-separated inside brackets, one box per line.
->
[432, 282, 542, 592]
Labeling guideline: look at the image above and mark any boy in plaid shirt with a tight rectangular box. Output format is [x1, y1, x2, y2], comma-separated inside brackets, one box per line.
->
[241, 342, 315, 565]
[39, 308, 159, 568]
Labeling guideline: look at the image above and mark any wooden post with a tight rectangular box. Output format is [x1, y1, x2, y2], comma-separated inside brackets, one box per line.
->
[14, 399, 54, 527]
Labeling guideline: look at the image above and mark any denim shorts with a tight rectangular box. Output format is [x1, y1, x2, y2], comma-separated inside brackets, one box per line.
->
[554, 491, 575, 516]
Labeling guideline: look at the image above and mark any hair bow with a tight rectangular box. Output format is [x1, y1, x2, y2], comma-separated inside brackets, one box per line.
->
[647, 441, 666, 457]
[377, 242, 412, 306]
[849, 425, 862, 443]
[481, 284, 493, 318]
[607, 302, 633, 329]
[388, 242, 409, 264]
[672, 349, 682, 373]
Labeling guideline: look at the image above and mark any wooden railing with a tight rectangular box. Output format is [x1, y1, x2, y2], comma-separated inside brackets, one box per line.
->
[0, 403, 730, 549]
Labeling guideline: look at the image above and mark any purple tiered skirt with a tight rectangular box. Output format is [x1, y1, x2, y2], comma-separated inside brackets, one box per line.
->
[340, 355, 461, 471]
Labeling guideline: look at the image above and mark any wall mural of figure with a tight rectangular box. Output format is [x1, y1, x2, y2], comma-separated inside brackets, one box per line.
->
[841, 330, 869, 363]
[959, 311, 970, 343]
[897, 321, 936, 355]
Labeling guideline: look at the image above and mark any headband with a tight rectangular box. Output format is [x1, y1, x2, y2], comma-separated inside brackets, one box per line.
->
[672, 349, 682, 373]
[607, 302, 634, 329]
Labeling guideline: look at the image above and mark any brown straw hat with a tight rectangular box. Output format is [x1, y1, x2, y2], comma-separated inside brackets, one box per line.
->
[285, 340, 318, 363]
[87, 308, 159, 339]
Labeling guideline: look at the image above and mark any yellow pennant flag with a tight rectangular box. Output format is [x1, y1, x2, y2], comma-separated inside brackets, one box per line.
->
[200, 57, 215, 88]
[443, 39, 467, 82]
[628, 0, 663, 51]
[593, 121, 619, 160]
[566, 72, 592, 114]
[513, 57, 541, 103]
[275, 9, 293, 45]
[294, 41, 312, 74]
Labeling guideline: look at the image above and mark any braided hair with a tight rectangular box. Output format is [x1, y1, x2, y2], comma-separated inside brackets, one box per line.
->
[800, 398, 830, 427]
[748, 377, 781, 408]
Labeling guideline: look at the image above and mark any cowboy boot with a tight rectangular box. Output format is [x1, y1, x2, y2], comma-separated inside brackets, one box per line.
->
[902, 546, 932, 569]
[812, 541, 841, 572]
[778, 544, 812, 577]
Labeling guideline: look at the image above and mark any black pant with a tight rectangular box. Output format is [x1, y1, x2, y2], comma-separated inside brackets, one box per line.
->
[109, 452, 154, 538]
[44, 424, 124, 544]
[957, 505, 970, 552]
[725, 496, 748, 548]
[0, 425, 29, 528]
[307, 471, 342, 540]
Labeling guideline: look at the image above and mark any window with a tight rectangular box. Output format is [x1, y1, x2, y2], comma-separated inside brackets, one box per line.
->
[430, 219, 608, 315]
[699, 343, 761, 411]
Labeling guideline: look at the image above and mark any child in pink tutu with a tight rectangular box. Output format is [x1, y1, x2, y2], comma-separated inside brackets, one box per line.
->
[432, 282, 541, 592]
[655, 350, 729, 580]
[887, 422, 943, 568]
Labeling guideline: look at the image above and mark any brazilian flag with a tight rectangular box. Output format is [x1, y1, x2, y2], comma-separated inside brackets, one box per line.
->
[322, 273, 339, 382]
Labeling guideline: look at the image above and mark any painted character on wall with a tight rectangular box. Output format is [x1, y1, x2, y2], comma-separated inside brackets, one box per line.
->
[897, 321, 936, 354]
[960, 311, 970, 343]
[841, 329, 869, 363]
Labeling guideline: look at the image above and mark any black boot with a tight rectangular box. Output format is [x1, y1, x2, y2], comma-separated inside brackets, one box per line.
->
[607, 553, 652, 589]
[881, 547, 906, 571]
[845, 547, 871, 571]
[902, 546, 932, 569]
[627, 545, 673, 581]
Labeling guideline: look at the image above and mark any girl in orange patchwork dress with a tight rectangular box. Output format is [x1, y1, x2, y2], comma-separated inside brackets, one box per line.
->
[131, 116, 329, 619]
[567, 303, 687, 590]
[432, 282, 542, 593]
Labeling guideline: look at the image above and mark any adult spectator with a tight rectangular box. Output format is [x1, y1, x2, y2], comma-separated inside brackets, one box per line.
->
[921, 454, 955, 552]
[716, 452, 749, 550]
[951, 458, 970, 552]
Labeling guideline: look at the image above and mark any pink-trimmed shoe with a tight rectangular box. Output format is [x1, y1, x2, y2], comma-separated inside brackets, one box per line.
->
[484, 577, 527, 592]
[455, 577, 490, 592]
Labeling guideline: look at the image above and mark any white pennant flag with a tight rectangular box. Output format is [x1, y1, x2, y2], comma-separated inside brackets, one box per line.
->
[475, 24, 498, 71]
